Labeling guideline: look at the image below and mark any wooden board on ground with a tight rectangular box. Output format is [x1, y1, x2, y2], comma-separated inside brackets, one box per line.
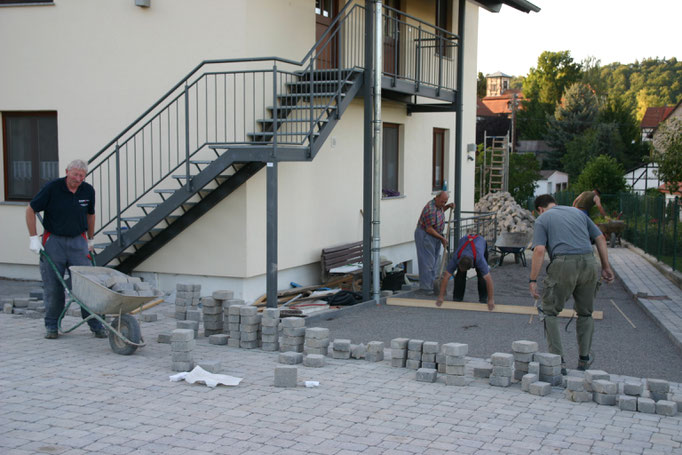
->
[386, 297, 603, 319]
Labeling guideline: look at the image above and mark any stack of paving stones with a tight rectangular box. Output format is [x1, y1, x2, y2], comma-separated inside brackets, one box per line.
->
[390, 338, 408, 368]
[304, 327, 330, 356]
[331, 339, 351, 359]
[511, 340, 538, 381]
[261, 308, 281, 351]
[420, 342, 438, 369]
[618, 380, 643, 411]
[583, 369, 609, 396]
[175, 283, 200, 320]
[226, 304, 243, 347]
[406, 339, 423, 370]
[171, 328, 195, 372]
[239, 305, 261, 349]
[489, 352, 513, 387]
[177, 320, 199, 339]
[201, 297, 223, 337]
[534, 352, 563, 386]
[280, 317, 305, 352]
[592, 377, 618, 406]
[564, 376, 592, 403]
[443, 343, 469, 386]
[647, 379, 678, 416]
[366, 341, 385, 362]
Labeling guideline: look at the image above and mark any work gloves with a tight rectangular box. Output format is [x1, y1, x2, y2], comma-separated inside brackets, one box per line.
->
[29, 235, 44, 254]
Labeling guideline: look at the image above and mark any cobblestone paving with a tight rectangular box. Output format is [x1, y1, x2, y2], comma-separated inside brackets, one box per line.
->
[1, 308, 681, 455]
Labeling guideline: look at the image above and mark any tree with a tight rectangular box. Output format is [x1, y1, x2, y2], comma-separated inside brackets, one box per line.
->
[516, 97, 553, 140]
[477, 72, 487, 98]
[545, 82, 599, 169]
[599, 95, 647, 170]
[523, 50, 582, 106]
[508, 153, 540, 205]
[574, 155, 627, 195]
[651, 116, 682, 195]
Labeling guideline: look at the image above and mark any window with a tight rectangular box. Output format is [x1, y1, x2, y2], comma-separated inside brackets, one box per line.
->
[432, 128, 446, 191]
[382, 123, 400, 197]
[2, 112, 59, 201]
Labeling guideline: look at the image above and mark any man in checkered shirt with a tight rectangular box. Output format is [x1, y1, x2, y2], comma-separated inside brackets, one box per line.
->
[414, 191, 453, 292]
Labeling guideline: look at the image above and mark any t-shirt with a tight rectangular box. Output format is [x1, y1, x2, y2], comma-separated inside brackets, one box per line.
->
[417, 199, 445, 234]
[30, 177, 95, 237]
[532, 205, 602, 258]
[446, 235, 490, 276]
[574, 191, 596, 212]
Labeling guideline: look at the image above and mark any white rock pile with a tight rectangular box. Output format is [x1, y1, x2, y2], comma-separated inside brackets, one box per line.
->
[475, 191, 535, 236]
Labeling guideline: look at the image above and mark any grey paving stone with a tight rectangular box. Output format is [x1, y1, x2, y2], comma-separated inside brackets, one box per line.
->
[406, 359, 421, 370]
[208, 334, 228, 345]
[446, 365, 465, 375]
[274, 366, 297, 387]
[593, 392, 617, 406]
[390, 337, 409, 349]
[283, 326, 305, 337]
[391, 358, 406, 368]
[303, 354, 326, 367]
[445, 355, 466, 366]
[305, 327, 329, 339]
[489, 375, 511, 387]
[492, 366, 513, 377]
[171, 361, 194, 372]
[638, 397, 656, 413]
[227, 338, 241, 348]
[566, 377, 585, 392]
[522, 374, 539, 392]
[279, 352, 303, 365]
[512, 340, 538, 353]
[422, 341, 439, 354]
[239, 340, 259, 349]
[240, 331, 258, 342]
[540, 364, 562, 376]
[618, 395, 638, 411]
[407, 350, 422, 360]
[534, 352, 561, 366]
[491, 352, 514, 367]
[171, 351, 194, 362]
[262, 308, 280, 320]
[332, 339, 351, 351]
[421, 361, 436, 369]
[650, 391, 669, 402]
[170, 329, 194, 342]
[407, 339, 424, 351]
[415, 368, 437, 383]
[421, 353, 436, 362]
[351, 343, 366, 359]
[565, 390, 592, 402]
[529, 381, 551, 396]
[442, 342, 467, 356]
[367, 341, 385, 352]
[584, 370, 610, 383]
[647, 378, 670, 393]
[212, 290, 233, 300]
[262, 342, 279, 351]
[655, 400, 677, 416]
[592, 380, 618, 395]
[239, 306, 258, 317]
[513, 352, 534, 363]
[444, 374, 471, 386]
[473, 366, 492, 378]
[157, 332, 171, 343]
[303, 347, 327, 356]
[623, 381, 643, 396]
[280, 317, 304, 328]
[331, 349, 350, 359]
[304, 337, 330, 348]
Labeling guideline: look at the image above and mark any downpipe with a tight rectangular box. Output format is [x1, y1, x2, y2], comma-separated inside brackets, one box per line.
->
[372, 0, 383, 303]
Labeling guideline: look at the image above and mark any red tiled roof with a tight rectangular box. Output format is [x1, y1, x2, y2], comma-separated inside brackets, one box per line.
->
[641, 106, 675, 128]
[479, 91, 524, 115]
[477, 98, 495, 116]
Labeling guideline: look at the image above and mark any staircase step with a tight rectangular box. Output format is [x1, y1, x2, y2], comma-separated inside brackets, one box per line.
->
[189, 160, 213, 165]
[137, 203, 159, 209]
[286, 81, 352, 93]
[268, 105, 337, 111]
[257, 118, 328, 125]
[154, 189, 176, 194]
[247, 131, 320, 141]
[294, 68, 360, 81]
[171, 174, 198, 180]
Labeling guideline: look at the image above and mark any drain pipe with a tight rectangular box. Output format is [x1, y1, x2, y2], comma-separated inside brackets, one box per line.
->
[372, 0, 383, 303]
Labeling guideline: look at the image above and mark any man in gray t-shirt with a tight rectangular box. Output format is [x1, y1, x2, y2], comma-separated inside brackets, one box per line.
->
[529, 194, 614, 373]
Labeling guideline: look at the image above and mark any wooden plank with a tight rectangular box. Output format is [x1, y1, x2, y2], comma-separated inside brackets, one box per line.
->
[386, 298, 603, 319]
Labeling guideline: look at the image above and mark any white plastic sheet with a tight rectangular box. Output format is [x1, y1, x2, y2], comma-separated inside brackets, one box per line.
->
[169, 366, 242, 388]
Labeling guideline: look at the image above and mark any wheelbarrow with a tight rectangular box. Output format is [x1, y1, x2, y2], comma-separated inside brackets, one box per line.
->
[494, 231, 532, 267]
[41, 250, 163, 355]
[597, 219, 625, 248]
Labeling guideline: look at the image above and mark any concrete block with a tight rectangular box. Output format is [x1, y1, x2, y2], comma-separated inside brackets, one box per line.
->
[592, 380, 618, 395]
[650, 391, 669, 402]
[305, 337, 330, 348]
[540, 364, 562, 376]
[29, 290, 44, 299]
[655, 400, 677, 416]
[534, 352, 561, 366]
[670, 394, 682, 411]
[473, 366, 492, 378]
[638, 397, 656, 413]
[306, 327, 330, 339]
[489, 375, 511, 387]
[212, 290, 233, 300]
[406, 359, 421, 370]
[584, 370, 609, 383]
[226, 298, 245, 307]
[390, 338, 409, 349]
[240, 323, 260, 333]
[239, 306, 258, 317]
[283, 327, 306, 337]
[366, 351, 384, 362]
[27, 300, 43, 310]
[367, 341, 385, 353]
[240, 340, 259, 349]
[446, 365, 466, 376]
[262, 334, 278, 343]
[491, 353, 514, 367]
[566, 390, 592, 402]
[529, 381, 551, 396]
[202, 306, 222, 315]
[331, 350, 351, 359]
[303, 354, 326, 367]
[171, 361, 194, 372]
[436, 353, 445, 364]
[280, 343, 304, 353]
[351, 343, 366, 359]
[157, 332, 172, 344]
[593, 393, 617, 406]
[209, 334, 228, 345]
[281, 317, 305, 328]
[391, 358, 406, 368]
[171, 351, 194, 362]
[618, 395, 638, 411]
[647, 379, 670, 394]
[279, 352, 304, 365]
[241, 315, 262, 325]
[445, 355, 466, 366]
[514, 361, 529, 372]
[240, 331, 259, 342]
[174, 311, 187, 320]
[106, 276, 129, 288]
[227, 338, 241, 348]
[201, 297, 218, 308]
[442, 343, 467, 357]
[170, 340, 196, 352]
[407, 339, 424, 351]
[262, 326, 279, 335]
[511, 369, 524, 381]
[421, 361, 436, 369]
[3, 303, 13, 314]
[204, 321, 223, 331]
[539, 374, 563, 386]
[392, 348, 407, 360]
[522, 374, 539, 392]
[332, 339, 351, 351]
[177, 320, 199, 331]
[176, 283, 193, 291]
[228, 305, 243, 316]
[263, 308, 280, 320]
[281, 335, 304, 345]
[261, 342, 280, 352]
[416, 368, 437, 383]
[407, 350, 422, 360]
[513, 352, 534, 363]
[566, 377, 585, 392]
[492, 366, 513, 377]
[421, 353, 436, 362]
[422, 341, 439, 354]
[304, 347, 328, 356]
[274, 366, 297, 387]
[512, 340, 538, 353]
[141, 313, 157, 322]
[112, 282, 135, 293]
[171, 328, 194, 342]
[444, 375, 471, 386]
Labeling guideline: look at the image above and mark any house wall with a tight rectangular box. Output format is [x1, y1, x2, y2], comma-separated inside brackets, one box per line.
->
[0, 0, 480, 300]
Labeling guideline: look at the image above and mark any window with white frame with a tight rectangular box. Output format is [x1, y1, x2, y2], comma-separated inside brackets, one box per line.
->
[382, 123, 402, 197]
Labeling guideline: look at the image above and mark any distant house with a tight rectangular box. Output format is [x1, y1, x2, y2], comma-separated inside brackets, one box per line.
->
[624, 163, 661, 194]
[533, 170, 568, 197]
[517, 140, 555, 167]
[476, 72, 523, 144]
[641, 105, 675, 142]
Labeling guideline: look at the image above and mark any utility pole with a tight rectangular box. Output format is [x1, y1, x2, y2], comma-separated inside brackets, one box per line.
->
[510, 92, 518, 156]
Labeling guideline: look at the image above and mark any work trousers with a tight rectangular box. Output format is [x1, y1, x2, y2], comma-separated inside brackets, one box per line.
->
[541, 253, 599, 358]
[453, 249, 488, 303]
[40, 234, 103, 333]
[414, 227, 441, 291]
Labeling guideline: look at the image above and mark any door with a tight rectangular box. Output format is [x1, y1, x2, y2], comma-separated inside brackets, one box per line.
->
[315, 0, 339, 69]
[383, 0, 401, 74]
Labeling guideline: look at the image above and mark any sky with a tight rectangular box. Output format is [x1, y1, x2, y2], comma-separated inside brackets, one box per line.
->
[477, 0, 682, 77]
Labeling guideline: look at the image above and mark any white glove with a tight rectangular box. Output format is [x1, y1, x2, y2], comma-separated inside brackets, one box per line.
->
[87, 238, 95, 251]
[29, 235, 44, 254]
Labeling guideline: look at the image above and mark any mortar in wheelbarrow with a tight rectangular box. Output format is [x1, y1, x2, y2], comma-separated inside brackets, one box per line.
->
[494, 231, 533, 266]
[70, 266, 161, 315]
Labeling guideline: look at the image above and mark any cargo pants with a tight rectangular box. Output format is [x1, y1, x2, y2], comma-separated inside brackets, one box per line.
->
[541, 253, 599, 358]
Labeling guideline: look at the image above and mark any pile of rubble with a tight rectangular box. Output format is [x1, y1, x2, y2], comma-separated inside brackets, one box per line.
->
[475, 191, 535, 236]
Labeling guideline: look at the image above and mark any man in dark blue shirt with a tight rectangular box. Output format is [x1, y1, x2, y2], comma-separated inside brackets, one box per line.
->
[26, 159, 106, 339]
[435, 234, 495, 311]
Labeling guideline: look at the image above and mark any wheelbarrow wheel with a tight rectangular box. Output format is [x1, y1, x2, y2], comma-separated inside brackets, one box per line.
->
[109, 314, 141, 355]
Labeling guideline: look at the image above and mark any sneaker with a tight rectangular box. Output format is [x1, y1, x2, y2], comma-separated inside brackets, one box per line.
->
[577, 355, 593, 371]
[44, 331, 58, 339]
[93, 330, 108, 339]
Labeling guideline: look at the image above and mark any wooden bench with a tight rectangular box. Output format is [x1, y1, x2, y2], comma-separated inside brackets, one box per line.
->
[320, 241, 390, 290]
